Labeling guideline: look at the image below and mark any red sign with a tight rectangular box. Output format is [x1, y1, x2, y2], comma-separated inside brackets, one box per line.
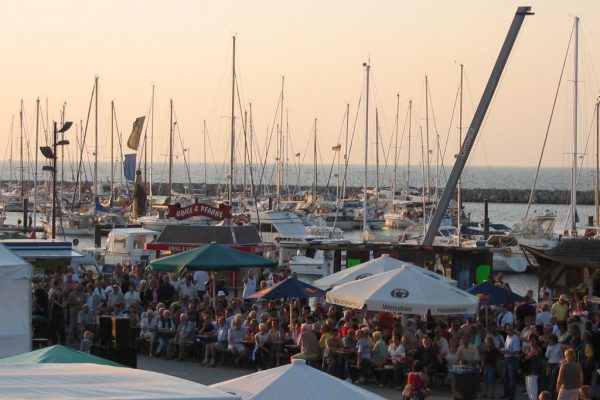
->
[167, 203, 232, 221]
[145, 242, 277, 254]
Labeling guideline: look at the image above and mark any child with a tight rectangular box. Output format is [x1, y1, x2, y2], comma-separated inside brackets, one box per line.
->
[481, 336, 499, 398]
[80, 330, 92, 353]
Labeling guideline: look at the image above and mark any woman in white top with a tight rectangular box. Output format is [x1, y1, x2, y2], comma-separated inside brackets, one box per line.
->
[254, 322, 271, 370]
[388, 333, 408, 389]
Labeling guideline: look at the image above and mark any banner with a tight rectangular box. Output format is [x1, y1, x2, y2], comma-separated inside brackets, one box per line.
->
[167, 203, 233, 221]
[127, 116, 145, 150]
[124, 153, 136, 181]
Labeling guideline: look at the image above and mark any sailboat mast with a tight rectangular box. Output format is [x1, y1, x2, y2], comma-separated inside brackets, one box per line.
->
[457, 64, 464, 246]
[203, 120, 207, 195]
[243, 110, 248, 198]
[149, 85, 155, 206]
[93, 76, 99, 197]
[168, 99, 173, 201]
[276, 77, 284, 206]
[312, 118, 317, 201]
[229, 35, 236, 206]
[19, 99, 24, 201]
[407, 100, 412, 195]
[110, 100, 114, 200]
[33, 98, 40, 228]
[425, 75, 431, 197]
[375, 109, 380, 194]
[571, 16, 579, 237]
[342, 103, 349, 199]
[596, 97, 599, 226]
[393, 94, 400, 200]
[363, 62, 370, 238]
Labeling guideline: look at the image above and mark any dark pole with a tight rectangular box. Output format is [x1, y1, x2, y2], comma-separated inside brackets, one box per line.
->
[423, 6, 533, 245]
[51, 122, 57, 239]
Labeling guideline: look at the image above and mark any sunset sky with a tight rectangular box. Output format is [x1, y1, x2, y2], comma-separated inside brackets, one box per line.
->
[1, 0, 600, 174]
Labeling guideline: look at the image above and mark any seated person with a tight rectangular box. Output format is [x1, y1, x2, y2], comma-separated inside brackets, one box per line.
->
[140, 309, 158, 356]
[388, 333, 409, 388]
[204, 316, 229, 367]
[415, 336, 443, 373]
[291, 323, 319, 361]
[155, 310, 175, 356]
[253, 322, 272, 370]
[228, 316, 248, 364]
[166, 312, 196, 360]
[457, 333, 480, 367]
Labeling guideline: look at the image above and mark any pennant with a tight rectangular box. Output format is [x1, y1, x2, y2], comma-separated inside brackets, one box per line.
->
[127, 116, 145, 150]
[124, 153, 137, 181]
[332, 144, 342, 151]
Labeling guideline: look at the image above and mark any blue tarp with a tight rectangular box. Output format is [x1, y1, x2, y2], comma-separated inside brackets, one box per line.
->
[248, 277, 326, 299]
[466, 281, 527, 305]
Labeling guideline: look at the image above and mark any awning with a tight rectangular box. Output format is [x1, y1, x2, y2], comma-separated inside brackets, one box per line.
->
[11, 249, 86, 259]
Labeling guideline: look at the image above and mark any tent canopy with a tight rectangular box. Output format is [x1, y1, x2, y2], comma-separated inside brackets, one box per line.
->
[248, 277, 325, 299]
[466, 281, 527, 305]
[314, 254, 456, 289]
[0, 244, 33, 359]
[211, 359, 385, 400]
[0, 345, 124, 367]
[326, 266, 478, 315]
[147, 242, 277, 274]
[0, 363, 239, 400]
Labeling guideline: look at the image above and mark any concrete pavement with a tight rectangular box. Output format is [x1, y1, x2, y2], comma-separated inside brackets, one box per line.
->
[137, 354, 457, 399]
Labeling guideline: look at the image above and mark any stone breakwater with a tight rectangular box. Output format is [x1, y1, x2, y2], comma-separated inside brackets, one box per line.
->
[12, 180, 597, 205]
[156, 184, 596, 205]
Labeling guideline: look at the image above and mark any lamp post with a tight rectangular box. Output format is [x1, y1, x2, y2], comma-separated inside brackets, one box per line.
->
[41, 121, 72, 239]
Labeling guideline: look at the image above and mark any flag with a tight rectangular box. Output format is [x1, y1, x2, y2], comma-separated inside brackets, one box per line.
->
[127, 116, 145, 150]
[295, 153, 301, 157]
[332, 144, 342, 151]
[124, 153, 137, 181]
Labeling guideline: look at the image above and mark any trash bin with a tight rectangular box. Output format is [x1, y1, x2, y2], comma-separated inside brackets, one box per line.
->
[449, 366, 479, 400]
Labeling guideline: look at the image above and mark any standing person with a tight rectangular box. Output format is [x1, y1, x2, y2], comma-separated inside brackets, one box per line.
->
[545, 334, 563, 400]
[523, 334, 544, 400]
[65, 283, 86, 343]
[48, 285, 66, 345]
[556, 349, 582, 400]
[242, 270, 256, 299]
[551, 295, 569, 323]
[501, 324, 521, 400]
[579, 331, 595, 385]
[481, 337, 500, 399]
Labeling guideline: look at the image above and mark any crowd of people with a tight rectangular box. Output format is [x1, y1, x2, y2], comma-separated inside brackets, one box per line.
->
[31, 265, 600, 400]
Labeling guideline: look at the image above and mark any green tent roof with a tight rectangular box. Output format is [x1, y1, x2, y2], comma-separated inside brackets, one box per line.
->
[0, 345, 125, 367]
[147, 242, 277, 273]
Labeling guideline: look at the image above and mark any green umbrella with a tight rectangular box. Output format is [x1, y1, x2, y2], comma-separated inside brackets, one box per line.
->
[0, 345, 125, 367]
[147, 242, 277, 274]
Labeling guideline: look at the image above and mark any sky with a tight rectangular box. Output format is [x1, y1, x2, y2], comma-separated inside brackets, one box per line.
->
[1, 0, 600, 174]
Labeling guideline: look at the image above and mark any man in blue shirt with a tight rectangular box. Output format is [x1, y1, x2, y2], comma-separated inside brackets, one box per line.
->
[501, 324, 521, 400]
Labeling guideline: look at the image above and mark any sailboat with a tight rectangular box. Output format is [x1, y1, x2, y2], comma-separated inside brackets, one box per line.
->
[523, 17, 600, 284]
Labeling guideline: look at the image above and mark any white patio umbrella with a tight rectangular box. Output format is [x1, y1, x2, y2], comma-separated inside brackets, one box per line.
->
[313, 253, 456, 289]
[326, 265, 478, 315]
[211, 359, 385, 400]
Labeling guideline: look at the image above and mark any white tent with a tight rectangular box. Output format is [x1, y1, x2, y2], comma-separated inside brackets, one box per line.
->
[0, 363, 239, 399]
[314, 254, 456, 289]
[0, 245, 33, 358]
[326, 265, 479, 315]
[211, 359, 385, 400]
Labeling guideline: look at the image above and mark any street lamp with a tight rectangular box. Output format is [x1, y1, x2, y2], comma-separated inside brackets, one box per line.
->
[40, 121, 72, 239]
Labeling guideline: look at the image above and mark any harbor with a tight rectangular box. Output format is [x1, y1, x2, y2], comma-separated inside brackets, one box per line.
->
[2, 2, 600, 400]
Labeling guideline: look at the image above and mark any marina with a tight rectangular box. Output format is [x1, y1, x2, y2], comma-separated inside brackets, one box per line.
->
[1, 3, 600, 400]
